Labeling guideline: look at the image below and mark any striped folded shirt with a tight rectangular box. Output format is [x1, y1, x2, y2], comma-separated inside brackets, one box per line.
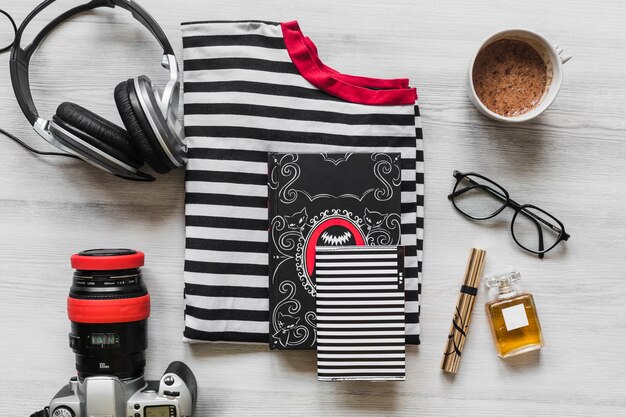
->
[182, 20, 424, 345]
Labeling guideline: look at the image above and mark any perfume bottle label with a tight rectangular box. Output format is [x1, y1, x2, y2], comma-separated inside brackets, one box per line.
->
[502, 303, 529, 331]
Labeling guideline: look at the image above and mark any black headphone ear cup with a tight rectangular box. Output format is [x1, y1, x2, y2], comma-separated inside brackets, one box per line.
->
[114, 79, 172, 174]
[55, 102, 142, 168]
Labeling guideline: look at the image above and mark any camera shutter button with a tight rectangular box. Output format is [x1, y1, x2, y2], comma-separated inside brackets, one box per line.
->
[52, 407, 75, 417]
[164, 375, 175, 386]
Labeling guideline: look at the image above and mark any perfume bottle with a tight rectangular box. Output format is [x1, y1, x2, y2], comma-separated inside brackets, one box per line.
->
[485, 271, 544, 358]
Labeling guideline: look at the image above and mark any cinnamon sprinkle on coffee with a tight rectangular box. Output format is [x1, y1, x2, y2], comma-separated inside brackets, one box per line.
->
[473, 39, 547, 117]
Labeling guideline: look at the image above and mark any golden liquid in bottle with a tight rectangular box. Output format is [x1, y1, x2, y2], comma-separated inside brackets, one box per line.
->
[486, 293, 544, 358]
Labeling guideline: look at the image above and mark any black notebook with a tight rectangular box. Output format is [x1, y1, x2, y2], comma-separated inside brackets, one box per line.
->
[268, 153, 402, 350]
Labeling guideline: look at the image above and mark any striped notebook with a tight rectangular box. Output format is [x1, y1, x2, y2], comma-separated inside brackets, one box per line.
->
[316, 246, 406, 381]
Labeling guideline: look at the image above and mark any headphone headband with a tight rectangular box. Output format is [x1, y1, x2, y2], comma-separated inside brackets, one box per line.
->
[10, 0, 176, 125]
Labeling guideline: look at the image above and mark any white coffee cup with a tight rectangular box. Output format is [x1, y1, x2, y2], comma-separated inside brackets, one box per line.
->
[467, 29, 571, 123]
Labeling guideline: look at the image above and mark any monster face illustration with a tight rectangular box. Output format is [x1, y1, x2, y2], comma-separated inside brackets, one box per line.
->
[320, 227, 354, 246]
[303, 216, 366, 279]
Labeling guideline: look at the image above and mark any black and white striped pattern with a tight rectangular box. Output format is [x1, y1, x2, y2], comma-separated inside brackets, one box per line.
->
[182, 21, 423, 344]
[316, 246, 405, 381]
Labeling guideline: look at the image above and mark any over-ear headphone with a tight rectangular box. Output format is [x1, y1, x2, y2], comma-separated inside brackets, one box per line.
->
[9, 0, 187, 181]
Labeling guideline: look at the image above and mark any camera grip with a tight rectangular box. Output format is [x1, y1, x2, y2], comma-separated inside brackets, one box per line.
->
[30, 408, 50, 417]
[164, 361, 197, 408]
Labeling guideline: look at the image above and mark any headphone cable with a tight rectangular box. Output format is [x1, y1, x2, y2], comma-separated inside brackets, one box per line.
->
[0, 127, 80, 159]
[0, 8, 17, 53]
[1, 8, 79, 160]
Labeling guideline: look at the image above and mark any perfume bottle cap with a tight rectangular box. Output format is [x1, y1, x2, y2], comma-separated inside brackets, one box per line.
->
[485, 271, 521, 298]
[485, 271, 521, 289]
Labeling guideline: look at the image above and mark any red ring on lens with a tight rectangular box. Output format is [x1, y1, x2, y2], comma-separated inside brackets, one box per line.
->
[67, 294, 151, 323]
[71, 251, 145, 271]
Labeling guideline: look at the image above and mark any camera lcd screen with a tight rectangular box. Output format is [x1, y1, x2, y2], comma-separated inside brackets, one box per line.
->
[89, 333, 119, 346]
[144, 405, 172, 417]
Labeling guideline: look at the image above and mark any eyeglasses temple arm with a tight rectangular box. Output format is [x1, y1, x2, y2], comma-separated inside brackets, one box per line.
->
[448, 181, 507, 202]
[536, 218, 545, 258]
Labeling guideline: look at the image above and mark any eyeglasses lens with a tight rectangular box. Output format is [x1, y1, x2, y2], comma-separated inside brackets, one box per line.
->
[512, 206, 563, 253]
[452, 174, 508, 219]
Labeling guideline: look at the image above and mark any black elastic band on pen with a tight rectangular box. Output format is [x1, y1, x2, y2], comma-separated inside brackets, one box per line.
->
[460, 285, 478, 296]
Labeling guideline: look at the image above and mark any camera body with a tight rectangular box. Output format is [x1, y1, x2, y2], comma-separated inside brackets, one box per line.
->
[49, 361, 195, 417]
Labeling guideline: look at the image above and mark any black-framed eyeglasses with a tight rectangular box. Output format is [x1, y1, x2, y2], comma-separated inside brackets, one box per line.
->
[448, 171, 570, 258]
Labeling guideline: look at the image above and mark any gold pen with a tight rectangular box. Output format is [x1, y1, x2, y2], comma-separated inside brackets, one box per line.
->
[441, 248, 486, 374]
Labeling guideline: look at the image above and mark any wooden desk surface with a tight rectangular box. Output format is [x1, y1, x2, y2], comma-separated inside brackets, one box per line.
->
[1, 1, 624, 415]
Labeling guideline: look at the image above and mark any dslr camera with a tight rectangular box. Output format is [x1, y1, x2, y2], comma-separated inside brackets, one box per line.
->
[32, 249, 197, 417]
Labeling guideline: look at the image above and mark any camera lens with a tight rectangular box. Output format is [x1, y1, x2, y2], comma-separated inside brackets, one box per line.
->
[68, 249, 150, 380]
